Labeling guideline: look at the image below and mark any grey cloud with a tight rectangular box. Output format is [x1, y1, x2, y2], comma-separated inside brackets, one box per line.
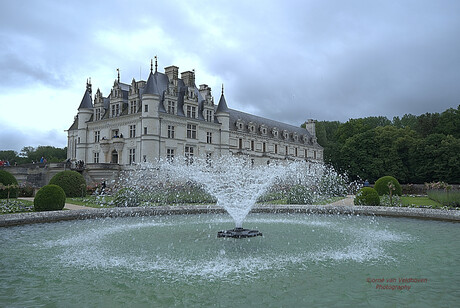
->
[1, 0, 460, 152]
[0, 125, 67, 152]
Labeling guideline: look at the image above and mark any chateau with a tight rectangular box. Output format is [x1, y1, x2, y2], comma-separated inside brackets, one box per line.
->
[67, 60, 323, 166]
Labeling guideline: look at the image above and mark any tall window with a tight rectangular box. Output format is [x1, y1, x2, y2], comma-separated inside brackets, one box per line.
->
[186, 105, 196, 118]
[129, 148, 135, 164]
[167, 101, 175, 114]
[185, 146, 194, 164]
[144, 127, 147, 135]
[187, 124, 197, 139]
[112, 129, 119, 138]
[263, 142, 266, 152]
[130, 100, 137, 114]
[314, 150, 317, 159]
[206, 110, 213, 122]
[95, 108, 101, 121]
[274, 144, 278, 154]
[167, 149, 175, 161]
[167, 125, 175, 138]
[94, 131, 100, 143]
[251, 140, 255, 151]
[144, 104, 148, 112]
[305, 149, 308, 158]
[93, 152, 99, 163]
[239, 138, 243, 149]
[206, 132, 212, 144]
[295, 147, 298, 157]
[285, 146, 288, 155]
[129, 125, 136, 138]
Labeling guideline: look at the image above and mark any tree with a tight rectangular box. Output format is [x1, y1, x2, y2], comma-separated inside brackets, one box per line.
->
[0, 150, 19, 163]
[17, 146, 67, 163]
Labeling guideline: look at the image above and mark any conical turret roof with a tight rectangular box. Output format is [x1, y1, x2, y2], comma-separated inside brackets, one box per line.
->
[144, 71, 161, 95]
[216, 90, 229, 113]
[78, 89, 93, 110]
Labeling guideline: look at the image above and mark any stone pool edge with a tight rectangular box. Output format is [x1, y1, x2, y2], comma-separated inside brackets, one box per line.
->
[1, 205, 459, 227]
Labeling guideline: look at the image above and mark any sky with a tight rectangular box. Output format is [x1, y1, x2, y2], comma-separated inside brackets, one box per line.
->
[1, 0, 459, 152]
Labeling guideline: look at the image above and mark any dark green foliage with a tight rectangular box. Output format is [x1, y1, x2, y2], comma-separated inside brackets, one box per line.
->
[0, 170, 19, 199]
[20, 146, 67, 163]
[374, 176, 402, 196]
[287, 185, 313, 204]
[354, 187, 380, 206]
[33, 184, 66, 211]
[49, 171, 86, 198]
[113, 188, 141, 207]
[0, 146, 67, 165]
[312, 105, 460, 184]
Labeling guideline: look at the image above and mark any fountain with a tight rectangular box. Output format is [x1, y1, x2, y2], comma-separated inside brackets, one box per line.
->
[1, 156, 459, 306]
[116, 155, 333, 238]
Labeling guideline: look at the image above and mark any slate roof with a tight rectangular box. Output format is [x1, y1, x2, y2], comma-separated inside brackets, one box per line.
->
[78, 89, 93, 109]
[216, 93, 229, 113]
[75, 66, 317, 146]
[228, 108, 314, 141]
[68, 116, 78, 131]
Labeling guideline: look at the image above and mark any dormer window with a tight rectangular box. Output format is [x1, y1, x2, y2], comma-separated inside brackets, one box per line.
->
[129, 100, 137, 114]
[186, 105, 197, 118]
[260, 124, 268, 135]
[205, 109, 213, 122]
[283, 130, 289, 140]
[167, 100, 175, 114]
[272, 127, 279, 138]
[293, 133, 299, 142]
[111, 104, 120, 117]
[95, 108, 101, 121]
[248, 122, 256, 134]
[302, 135, 308, 143]
[236, 119, 245, 131]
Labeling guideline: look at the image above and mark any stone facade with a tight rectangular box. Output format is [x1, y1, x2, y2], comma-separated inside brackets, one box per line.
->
[67, 61, 323, 165]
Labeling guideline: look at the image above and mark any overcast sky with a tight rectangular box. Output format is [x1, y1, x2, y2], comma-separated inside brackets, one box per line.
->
[1, 0, 459, 152]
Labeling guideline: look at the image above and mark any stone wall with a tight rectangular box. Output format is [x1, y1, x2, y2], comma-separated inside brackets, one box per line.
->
[1, 163, 123, 191]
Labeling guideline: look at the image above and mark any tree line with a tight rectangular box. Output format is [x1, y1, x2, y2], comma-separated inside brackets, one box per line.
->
[0, 146, 67, 165]
[306, 105, 460, 184]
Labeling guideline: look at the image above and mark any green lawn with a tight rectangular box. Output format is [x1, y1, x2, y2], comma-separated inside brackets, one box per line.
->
[400, 196, 443, 208]
[66, 196, 114, 208]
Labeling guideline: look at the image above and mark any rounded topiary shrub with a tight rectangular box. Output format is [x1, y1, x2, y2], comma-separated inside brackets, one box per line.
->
[49, 171, 86, 198]
[113, 188, 141, 207]
[354, 187, 380, 206]
[374, 176, 402, 196]
[0, 170, 19, 199]
[34, 184, 66, 211]
[287, 185, 313, 204]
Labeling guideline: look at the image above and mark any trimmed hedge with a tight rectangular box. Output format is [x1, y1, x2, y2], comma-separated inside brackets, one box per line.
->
[0, 170, 19, 199]
[34, 184, 66, 211]
[354, 187, 380, 206]
[113, 188, 141, 207]
[49, 171, 86, 198]
[374, 176, 402, 196]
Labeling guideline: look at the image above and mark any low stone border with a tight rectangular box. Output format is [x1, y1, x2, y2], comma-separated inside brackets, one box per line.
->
[1, 204, 458, 227]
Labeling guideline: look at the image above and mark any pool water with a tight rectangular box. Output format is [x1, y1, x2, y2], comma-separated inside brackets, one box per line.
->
[1, 213, 459, 307]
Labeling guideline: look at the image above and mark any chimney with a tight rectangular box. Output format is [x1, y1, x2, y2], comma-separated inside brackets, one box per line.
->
[305, 119, 316, 136]
[165, 65, 179, 83]
[181, 71, 195, 87]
